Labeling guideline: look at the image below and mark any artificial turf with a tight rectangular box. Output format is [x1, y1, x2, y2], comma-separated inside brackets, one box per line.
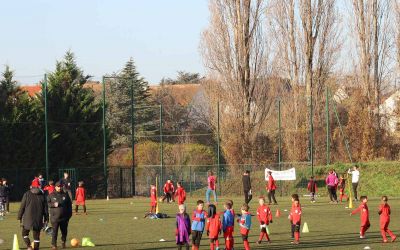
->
[0, 196, 399, 249]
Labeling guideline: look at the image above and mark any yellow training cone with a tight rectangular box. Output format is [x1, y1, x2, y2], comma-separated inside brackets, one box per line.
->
[12, 234, 20, 250]
[302, 222, 309, 233]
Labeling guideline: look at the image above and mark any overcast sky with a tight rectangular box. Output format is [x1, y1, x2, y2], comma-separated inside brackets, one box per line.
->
[0, 0, 209, 85]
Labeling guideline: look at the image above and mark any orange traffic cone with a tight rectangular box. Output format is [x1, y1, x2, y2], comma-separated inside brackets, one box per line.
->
[275, 209, 281, 218]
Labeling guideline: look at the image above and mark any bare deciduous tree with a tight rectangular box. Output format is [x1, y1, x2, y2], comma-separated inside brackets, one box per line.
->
[200, 0, 275, 164]
[268, 0, 340, 162]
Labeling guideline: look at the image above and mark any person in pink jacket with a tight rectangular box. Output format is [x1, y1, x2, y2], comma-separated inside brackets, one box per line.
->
[326, 170, 338, 203]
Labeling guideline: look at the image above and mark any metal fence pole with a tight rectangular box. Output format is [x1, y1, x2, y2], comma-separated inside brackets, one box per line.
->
[189, 165, 192, 197]
[217, 101, 221, 196]
[159, 104, 164, 194]
[310, 94, 314, 176]
[278, 99, 282, 170]
[326, 86, 330, 166]
[330, 89, 353, 163]
[130, 83, 135, 196]
[43, 74, 49, 181]
[102, 76, 108, 198]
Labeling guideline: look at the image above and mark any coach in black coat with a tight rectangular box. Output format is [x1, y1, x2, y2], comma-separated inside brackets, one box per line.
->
[242, 170, 252, 204]
[48, 181, 72, 249]
[18, 186, 49, 250]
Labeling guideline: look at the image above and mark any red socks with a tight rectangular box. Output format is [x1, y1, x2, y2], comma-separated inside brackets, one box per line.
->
[243, 240, 250, 250]
[295, 232, 300, 242]
[259, 232, 270, 242]
[210, 243, 215, 250]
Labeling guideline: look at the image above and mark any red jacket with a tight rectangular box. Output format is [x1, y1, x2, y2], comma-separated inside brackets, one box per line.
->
[267, 175, 276, 191]
[352, 203, 369, 225]
[150, 186, 157, 203]
[31, 178, 40, 188]
[257, 205, 272, 224]
[43, 185, 55, 194]
[289, 203, 302, 224]
[75, 186, 86, 204]
[378, 203, 391, 222]
[307, 180, 318, 193]
[163, 182, 174, 193]
[175, 187, 186, 205]
[206, 213, 222, 238]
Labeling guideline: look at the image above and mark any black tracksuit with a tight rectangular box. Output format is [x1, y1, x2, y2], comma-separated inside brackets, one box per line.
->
[48, 190, 72, 246]
[18, 187, 49, 250]
[242, 174, 252, 204]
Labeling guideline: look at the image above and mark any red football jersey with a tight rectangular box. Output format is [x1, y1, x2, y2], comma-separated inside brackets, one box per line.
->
[175, 187, 186, 205]
[206, 214, 222, 238]
[290, 203, 302, 224]
[352, 203, 369, 225]
[75, 187, 86, 203]
[257, 205, 272, 224]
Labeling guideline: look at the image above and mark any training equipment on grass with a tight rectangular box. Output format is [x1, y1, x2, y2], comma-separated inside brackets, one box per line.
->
[0, 238, 4, 244]
[346, 173, 354, 208]
[71, 238, 80, 247]
[302, 222, 309, 233]
[159, 239, 166, 242]
[12, 234, 19, 250]
[275, 209, 281, 217]
[82, 237, 95, 247]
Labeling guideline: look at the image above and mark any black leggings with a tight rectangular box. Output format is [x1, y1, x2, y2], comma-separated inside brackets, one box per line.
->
[75, 205, 87, 213]
[352, 182, 358, 200]
[244, 190, 252, 204]
[177, 243, 189, 250]
[22, 228, 40, 249]
[51, 220, 69, 246]
[327, 186, 337, 201]
[268, 190, 277, 204]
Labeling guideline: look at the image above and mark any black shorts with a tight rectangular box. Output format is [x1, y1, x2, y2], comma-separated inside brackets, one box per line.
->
[192, 230, 203, 246]
[293, 223, 301, 232]
[241, 234, 248, 241]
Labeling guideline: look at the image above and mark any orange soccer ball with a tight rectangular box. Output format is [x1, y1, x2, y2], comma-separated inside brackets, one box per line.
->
[70, 238, 80, 247]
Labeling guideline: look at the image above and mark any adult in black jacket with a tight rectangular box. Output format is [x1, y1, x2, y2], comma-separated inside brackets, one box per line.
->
[242, 170, 252, 204]
[17, 186, 49, 250]
[48, 181, 72, 250]
[59, 172, 72, 200]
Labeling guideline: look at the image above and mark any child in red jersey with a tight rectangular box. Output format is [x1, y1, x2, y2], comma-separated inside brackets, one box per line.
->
[307, 176, 318, 202]
[162, 179, 174, 203]
[256, 196, 272, 244]
[222, 201, 235, 250]
[350, 195, 370, 238]
[75, 181, 87, 214]
[150, 184, 157, 213]
[338, 175, 348, 202]
[289, 194, 299, 239]
[206, 204, 222, 250]
[75, 181, 87, 215]
[175, 182, 187, 205]
[289, 194, 301, 244]
[238, 203, 251, 250]
[43, 180, 55, 195]
[378, 196, 396, 243]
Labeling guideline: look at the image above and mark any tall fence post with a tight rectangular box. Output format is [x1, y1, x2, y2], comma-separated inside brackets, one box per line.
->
[130, 83, 135, 196]
[217, 101, 221, 196]
[330, 89, 353, 163]
[278, 99, 283, 196]
[43, 74, 49, 181]
[310, 94, 314, 176]
[159, 104, 164, 194]
[326, 86, 330, 166]
[102, 76, 108, 198]
[189, 165, 192, 197]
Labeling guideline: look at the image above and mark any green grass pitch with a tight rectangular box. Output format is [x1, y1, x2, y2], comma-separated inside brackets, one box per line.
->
[0, 196, 399, 249]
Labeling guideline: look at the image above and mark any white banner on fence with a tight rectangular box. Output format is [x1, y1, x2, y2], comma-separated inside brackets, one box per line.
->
[265, 168, 296, 181]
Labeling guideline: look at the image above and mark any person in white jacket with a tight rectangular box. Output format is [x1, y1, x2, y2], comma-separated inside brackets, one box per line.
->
[348, 166, 360, 201]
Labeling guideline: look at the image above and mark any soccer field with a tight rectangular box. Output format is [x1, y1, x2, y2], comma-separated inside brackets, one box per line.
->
[0, 196, 399, 250]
